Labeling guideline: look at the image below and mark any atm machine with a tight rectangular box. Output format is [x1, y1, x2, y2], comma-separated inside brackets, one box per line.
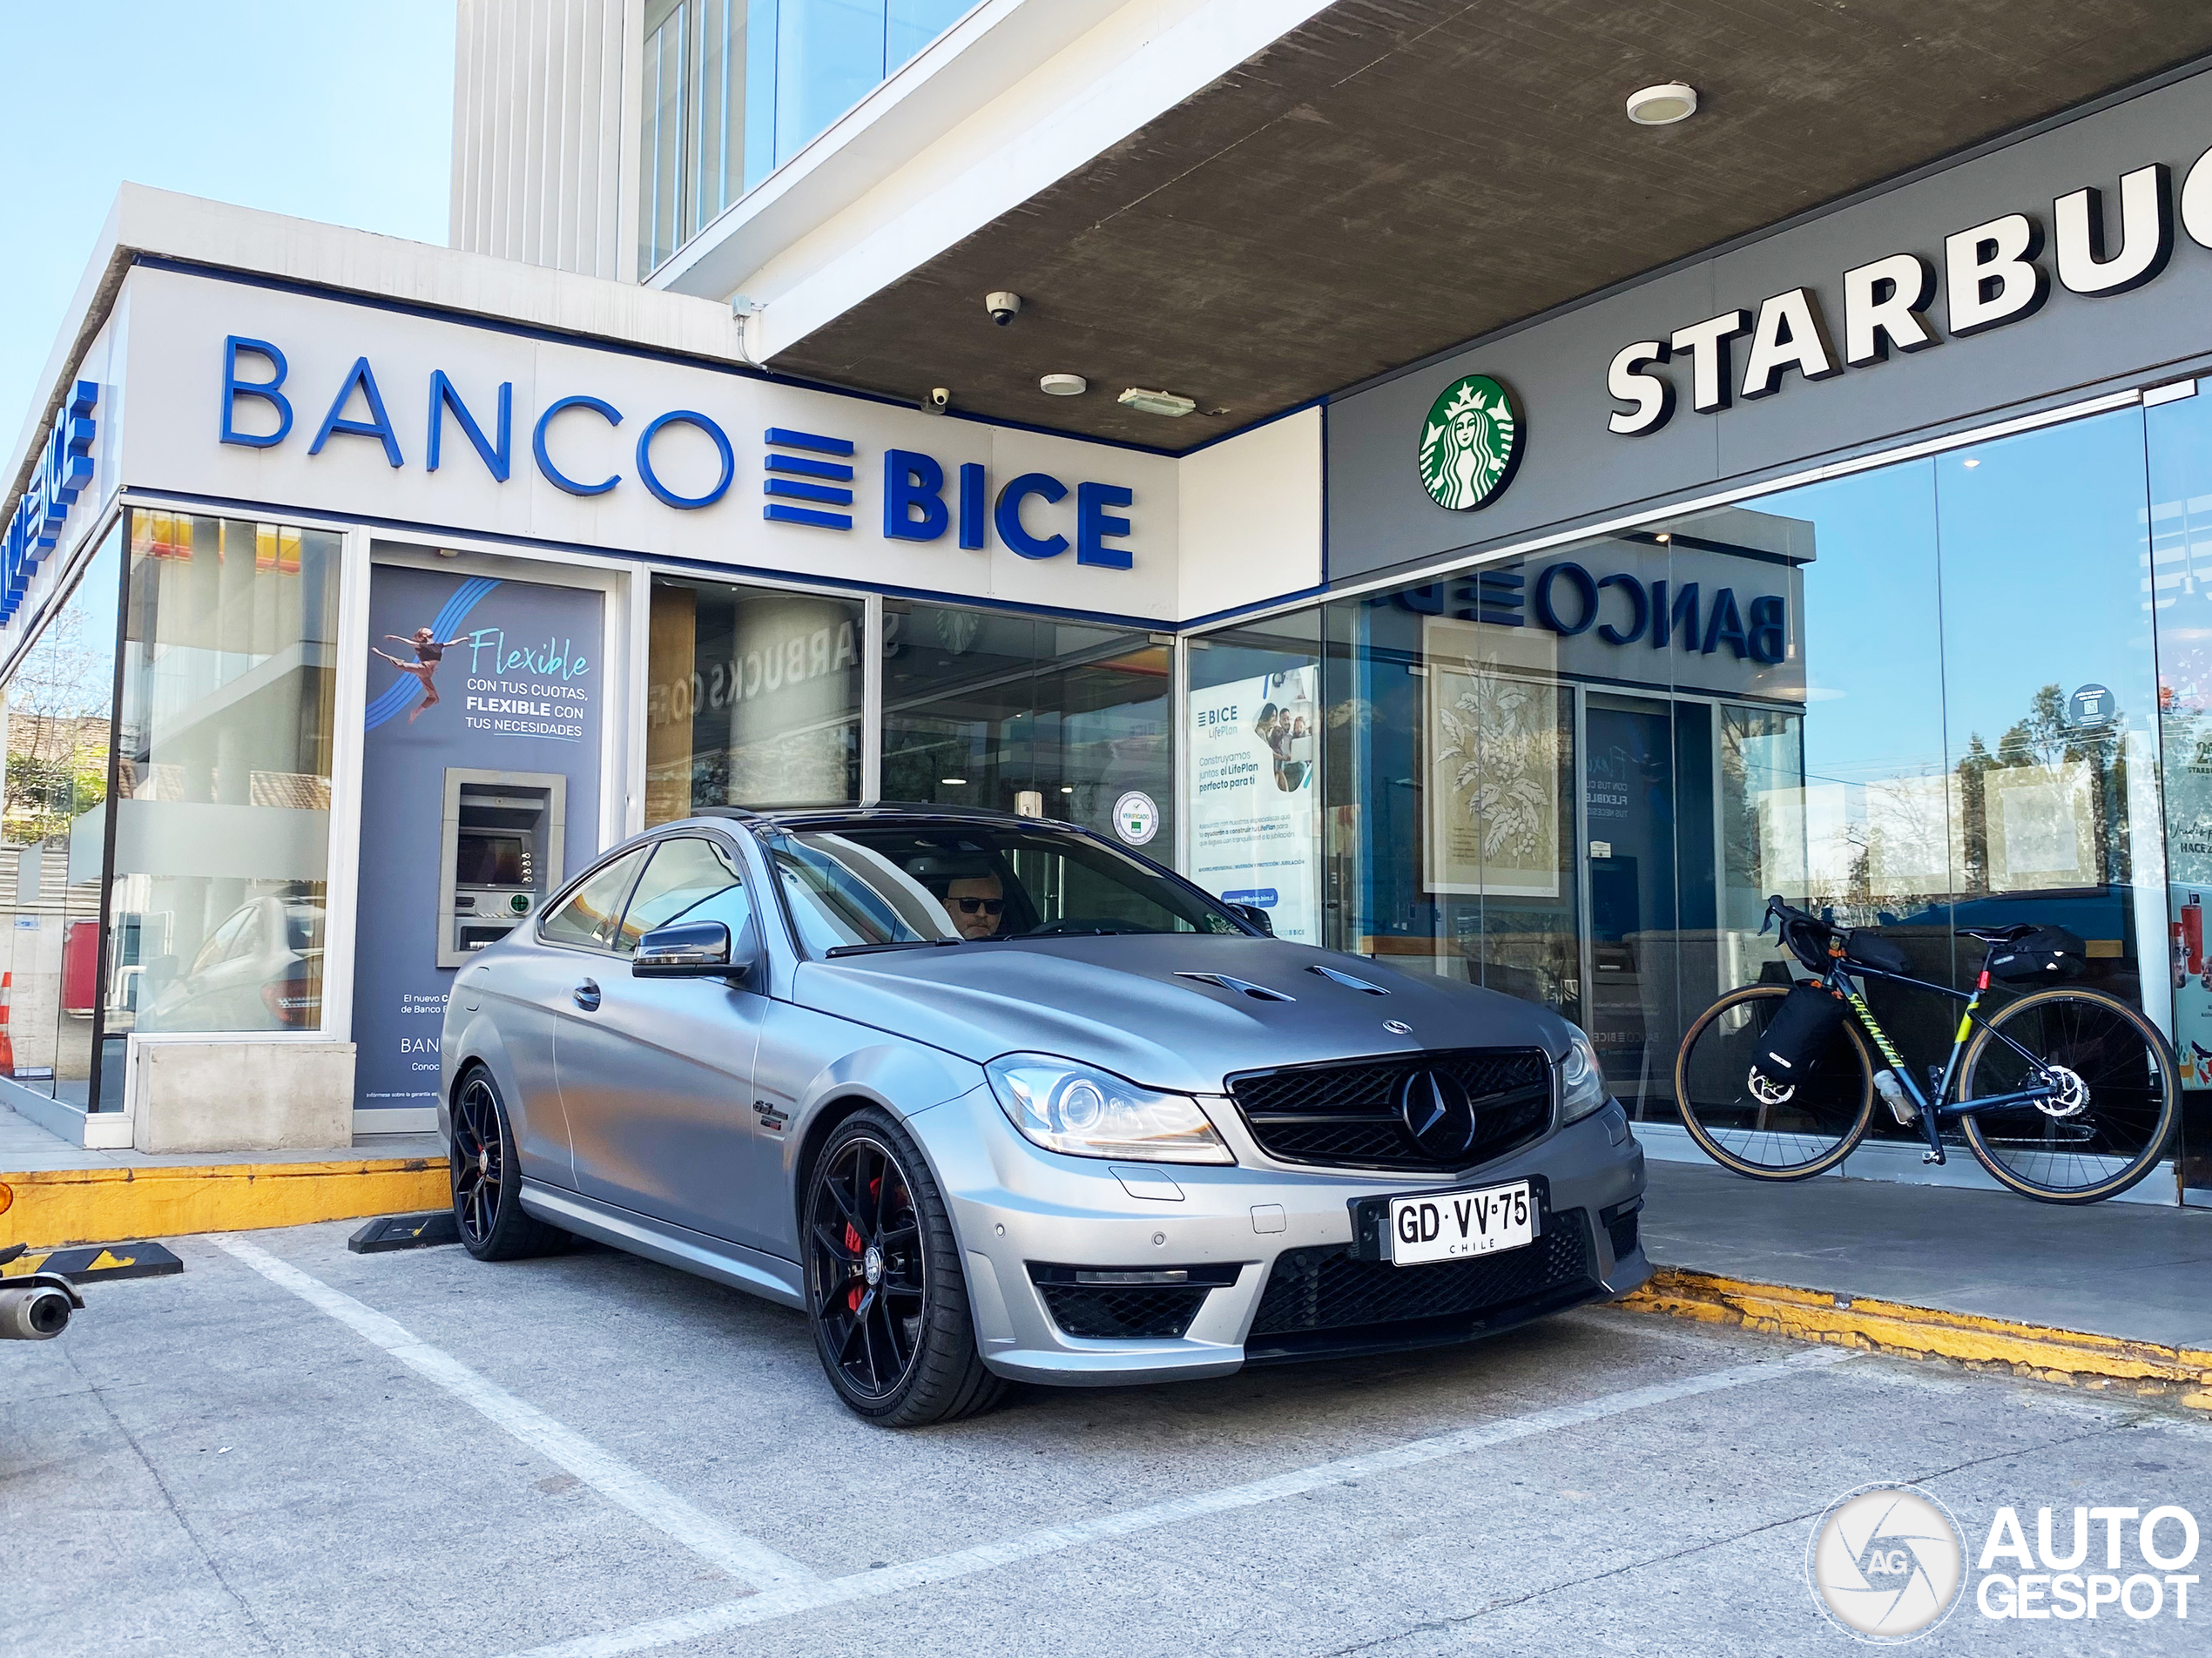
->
[436, 770, 567, 967]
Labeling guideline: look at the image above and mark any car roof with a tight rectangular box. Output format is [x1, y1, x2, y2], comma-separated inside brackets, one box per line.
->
[671, 802, 1085, 833]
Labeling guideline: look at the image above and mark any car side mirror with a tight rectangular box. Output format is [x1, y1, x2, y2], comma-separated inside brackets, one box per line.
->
[1228, 903, 1275, 937]
[633, 918, 759, 981]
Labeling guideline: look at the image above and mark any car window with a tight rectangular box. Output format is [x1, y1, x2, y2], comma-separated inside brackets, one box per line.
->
[763, 822, 1243, 954]
[539, 848, 650, 951]
[616, 837, 745, 954]
[191, 907, 254, 974]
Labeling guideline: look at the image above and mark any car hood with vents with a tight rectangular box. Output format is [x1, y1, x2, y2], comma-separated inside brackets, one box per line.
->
[792, 933, 1573, 1095]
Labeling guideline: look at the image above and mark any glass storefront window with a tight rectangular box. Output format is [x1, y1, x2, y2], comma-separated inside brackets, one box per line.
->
[0, 525, 121, 1107]
[881, 600, 1171, 850]
[111, 510, 342, 1038]
[639, 0, 976, 275]
[1216, 400, 2181, 1190]
[645, 576, 864, 819]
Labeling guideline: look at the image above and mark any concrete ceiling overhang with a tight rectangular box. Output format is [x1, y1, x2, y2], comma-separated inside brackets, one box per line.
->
[763, 0, 2212, 452]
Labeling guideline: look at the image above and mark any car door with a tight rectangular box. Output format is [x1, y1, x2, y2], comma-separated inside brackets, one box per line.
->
[555, 834, 774, 1252]
[504, 845, 651, 1182]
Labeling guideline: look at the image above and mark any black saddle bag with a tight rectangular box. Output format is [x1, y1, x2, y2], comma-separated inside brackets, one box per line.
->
[1755, 984, 1849, 1079]
[1986, 926, 2087, 983]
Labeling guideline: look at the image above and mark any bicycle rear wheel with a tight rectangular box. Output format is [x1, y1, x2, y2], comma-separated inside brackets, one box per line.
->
[1674, 984, 1876, 1179]
[1959, 988, 2180, 1203]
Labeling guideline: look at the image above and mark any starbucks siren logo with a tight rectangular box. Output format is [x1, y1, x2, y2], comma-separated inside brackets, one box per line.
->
[1418, 374, 1522, 510]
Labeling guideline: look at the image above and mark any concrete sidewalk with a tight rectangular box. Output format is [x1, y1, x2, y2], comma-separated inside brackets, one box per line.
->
[1625, 1158, 2212, 1400]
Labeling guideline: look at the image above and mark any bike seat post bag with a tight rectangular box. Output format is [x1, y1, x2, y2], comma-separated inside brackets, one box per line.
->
[1986, 925, 2087, 983]
[1755, 984, 1850, 1083]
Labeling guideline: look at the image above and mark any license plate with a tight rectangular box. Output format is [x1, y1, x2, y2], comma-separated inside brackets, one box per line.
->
[1388, 1180, 1534, 1266]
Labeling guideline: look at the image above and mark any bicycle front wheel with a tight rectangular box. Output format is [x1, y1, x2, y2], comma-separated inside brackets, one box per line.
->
[1959, 988, 2180, 1203]
[1674, 984, 1876, 1180]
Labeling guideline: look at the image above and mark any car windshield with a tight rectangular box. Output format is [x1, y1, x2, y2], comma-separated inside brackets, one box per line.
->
[761, 821, 1245, 956]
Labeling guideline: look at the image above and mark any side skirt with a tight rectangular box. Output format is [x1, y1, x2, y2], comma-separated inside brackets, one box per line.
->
[519, 1181, 806, 1310]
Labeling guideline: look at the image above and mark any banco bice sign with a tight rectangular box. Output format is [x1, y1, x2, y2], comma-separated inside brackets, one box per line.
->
[216, 335, 1139, 569]
[1606, 145, 2212, 434]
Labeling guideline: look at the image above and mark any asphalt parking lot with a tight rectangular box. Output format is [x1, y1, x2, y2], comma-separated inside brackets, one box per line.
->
[6, 1223, 2208, 1657]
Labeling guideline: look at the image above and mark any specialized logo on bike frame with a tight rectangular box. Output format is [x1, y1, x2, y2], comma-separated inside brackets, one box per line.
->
[1417, 374, 1522, 510]
[1807, 1482, 1967, 1642]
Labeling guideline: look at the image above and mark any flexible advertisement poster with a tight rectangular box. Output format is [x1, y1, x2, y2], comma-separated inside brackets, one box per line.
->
[1187, 668, 1320, 943]
[352, 565, 604, 1113]
[2164, 738, 2212, 1085]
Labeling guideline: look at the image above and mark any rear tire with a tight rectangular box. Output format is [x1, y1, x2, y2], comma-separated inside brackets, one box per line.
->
[1673, 983, 1876, 1179]
[451, 1066, 569, 1261]
[804, 1109, 1005, 1427]
[1959, 988, 2180, 1203]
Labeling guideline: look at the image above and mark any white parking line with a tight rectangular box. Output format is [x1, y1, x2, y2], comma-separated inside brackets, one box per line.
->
[211, 1234, 817, 1591]
[509, 1344, 1858, 1658]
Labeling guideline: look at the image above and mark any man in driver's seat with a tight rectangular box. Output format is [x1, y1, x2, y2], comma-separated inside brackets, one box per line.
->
[945, 871, 1006, 940]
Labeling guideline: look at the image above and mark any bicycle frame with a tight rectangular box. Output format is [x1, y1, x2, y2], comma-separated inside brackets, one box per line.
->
[1811, 947, 2058, 1165]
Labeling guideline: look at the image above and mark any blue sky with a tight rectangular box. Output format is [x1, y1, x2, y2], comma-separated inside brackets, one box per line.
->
[2, 1, 455, 453]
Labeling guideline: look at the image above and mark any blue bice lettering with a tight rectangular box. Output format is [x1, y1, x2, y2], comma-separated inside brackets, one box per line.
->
[3, 380, 99, 624]
[886, 448, 1135, 568]
[215, 339, 1136, 569]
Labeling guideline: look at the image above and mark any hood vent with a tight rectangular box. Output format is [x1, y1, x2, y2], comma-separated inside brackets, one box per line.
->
[1174, 971, 1295, 1003]
[1306, 964, 1388, 995]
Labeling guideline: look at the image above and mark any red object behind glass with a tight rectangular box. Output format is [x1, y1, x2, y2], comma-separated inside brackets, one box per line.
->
[60, 921, 99, 1016]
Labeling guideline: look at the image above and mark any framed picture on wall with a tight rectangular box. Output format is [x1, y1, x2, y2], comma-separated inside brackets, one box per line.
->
[1422, 618, 1564, 898]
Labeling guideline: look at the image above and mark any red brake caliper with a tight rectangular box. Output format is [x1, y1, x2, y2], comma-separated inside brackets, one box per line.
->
[845, 1175, 884, 1312]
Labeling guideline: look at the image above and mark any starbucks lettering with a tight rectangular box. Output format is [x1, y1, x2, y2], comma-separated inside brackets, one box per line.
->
[1607, 145, 2212, 435]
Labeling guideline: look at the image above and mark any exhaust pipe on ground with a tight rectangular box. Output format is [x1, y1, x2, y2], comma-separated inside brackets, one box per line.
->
[0, 1280, 76, 1339]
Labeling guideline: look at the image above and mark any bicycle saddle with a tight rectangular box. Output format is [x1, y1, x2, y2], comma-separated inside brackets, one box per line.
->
[1957, 924, 2036, 944]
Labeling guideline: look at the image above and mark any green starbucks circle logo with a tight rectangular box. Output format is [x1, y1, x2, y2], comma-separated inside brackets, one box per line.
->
[1417, 374, 1522, 510]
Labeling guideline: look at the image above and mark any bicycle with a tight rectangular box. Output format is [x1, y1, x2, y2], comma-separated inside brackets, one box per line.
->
[1672, 896, 2180, 1203]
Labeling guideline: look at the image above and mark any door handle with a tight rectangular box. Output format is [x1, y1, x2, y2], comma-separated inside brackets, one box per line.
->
[572, 978, 601, 1011]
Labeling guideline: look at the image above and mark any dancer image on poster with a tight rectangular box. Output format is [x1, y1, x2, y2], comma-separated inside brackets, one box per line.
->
[373, 626, 468, 723]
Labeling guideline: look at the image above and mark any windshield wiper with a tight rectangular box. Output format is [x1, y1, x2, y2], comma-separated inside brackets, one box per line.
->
[824, 938, 963, 958]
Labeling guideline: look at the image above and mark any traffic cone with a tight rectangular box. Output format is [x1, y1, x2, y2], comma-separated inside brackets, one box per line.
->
[0, 971, 17, 1078]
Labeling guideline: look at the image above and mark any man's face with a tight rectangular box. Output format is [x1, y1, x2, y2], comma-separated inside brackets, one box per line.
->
[946, 874, 1005, 940]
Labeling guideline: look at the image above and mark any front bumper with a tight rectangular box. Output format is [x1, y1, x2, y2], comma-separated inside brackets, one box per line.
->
[909, 1087, 1649, 1387]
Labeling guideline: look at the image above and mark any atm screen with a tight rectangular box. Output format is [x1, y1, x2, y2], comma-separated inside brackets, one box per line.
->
[457, 832, 529, 886]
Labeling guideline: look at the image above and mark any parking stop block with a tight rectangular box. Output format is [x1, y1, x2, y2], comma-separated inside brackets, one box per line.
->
[348, 1211, 461, 1253]
[0, 1241, 183, 1283]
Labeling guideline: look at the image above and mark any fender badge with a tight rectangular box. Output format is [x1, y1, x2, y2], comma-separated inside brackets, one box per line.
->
[1383, 1020, 1413, 1035]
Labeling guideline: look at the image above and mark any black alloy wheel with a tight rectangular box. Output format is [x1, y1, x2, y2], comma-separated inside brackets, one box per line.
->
[450, 1067, 568, 1261]
[803, 1109, 1005, 1426]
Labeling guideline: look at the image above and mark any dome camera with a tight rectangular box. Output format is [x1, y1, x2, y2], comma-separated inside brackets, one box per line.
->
[986, 291, 1022, 327]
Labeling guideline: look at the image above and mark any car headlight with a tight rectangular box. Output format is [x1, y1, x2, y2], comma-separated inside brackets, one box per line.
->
[986, 1055, 1234, 1164]
[1558, 1028, 1610, 1124]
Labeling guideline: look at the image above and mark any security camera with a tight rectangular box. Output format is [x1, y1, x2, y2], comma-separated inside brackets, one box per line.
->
[924, 387, 951, 414]
[985, 291, 1022, 327]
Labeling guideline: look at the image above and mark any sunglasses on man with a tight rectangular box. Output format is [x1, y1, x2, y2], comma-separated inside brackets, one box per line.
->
[953, 896, 1005, 915]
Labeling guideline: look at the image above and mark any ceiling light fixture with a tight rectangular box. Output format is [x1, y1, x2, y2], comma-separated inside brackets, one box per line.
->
[1040, 374, 1088, 396]
[941, 777, 968, 785]
[1117, 388, 1197, 418]
[1625, 82, 1698, 126]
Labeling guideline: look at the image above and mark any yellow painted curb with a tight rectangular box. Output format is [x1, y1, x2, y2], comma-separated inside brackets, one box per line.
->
[1616, 1266, 2212, 1404]
[0, 1158, 450, 1248]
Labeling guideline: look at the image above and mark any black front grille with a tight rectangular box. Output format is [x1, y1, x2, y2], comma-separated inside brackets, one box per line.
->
[1250, 1210, 1591, 1339]
[1038, 1284, 1210, 1340]
[1228, 1048, 1553, 1172]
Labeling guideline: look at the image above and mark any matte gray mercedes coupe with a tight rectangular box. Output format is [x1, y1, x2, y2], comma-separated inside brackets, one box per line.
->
[440, 806, 1649, 1425]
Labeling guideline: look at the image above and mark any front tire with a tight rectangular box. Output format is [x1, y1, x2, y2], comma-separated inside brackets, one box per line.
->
[451, 1066, 569, 1260]
[1674, 983, 1877, 1179]
[803, 1109, 1005, 1427]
